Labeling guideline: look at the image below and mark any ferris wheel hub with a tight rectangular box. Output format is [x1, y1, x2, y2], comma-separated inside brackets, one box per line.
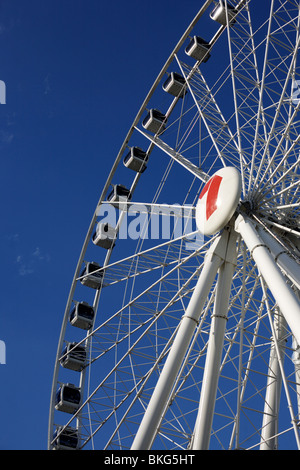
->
[196, 167, 242, 236]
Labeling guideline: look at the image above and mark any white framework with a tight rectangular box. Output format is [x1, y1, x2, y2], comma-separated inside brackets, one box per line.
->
[49, 0, 300, 450]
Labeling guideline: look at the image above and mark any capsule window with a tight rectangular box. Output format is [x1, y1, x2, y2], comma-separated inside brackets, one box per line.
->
[107, 184, 131, 210]
[60, 342, 86, 371]
[210, 1, 237, 25]
[55, 384, 81, 414]
[185, 36, 211, 62]
[70, 302, 95, 330]
[107, 184, 131, 200]
[123, 147, 148, 173]
[80, 262, 103, 289]
[163, 72, 187, 98]
[92, 222, 116, 249]
[52, 426, 79, 450]
[142, 109, 167, 134]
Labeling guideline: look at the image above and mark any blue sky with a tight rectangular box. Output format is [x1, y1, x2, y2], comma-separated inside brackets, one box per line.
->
[0, 0, 204, 450]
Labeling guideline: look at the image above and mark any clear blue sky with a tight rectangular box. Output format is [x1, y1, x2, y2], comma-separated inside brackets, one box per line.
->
[0, 0, 204, 450]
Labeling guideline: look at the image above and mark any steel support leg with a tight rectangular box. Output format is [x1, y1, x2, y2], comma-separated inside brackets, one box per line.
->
[260, 311, 286, 450]
[257, 225, 300, 291]
[191, 230, 238, 450]
[235, 215, 300, 346]
[292, 337, 300, 421]
[131, 231, 231, 450]
[292, 290, 300, 423]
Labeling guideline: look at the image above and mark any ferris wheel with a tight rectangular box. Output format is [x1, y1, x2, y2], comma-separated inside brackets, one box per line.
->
[48, 0, 300, 450]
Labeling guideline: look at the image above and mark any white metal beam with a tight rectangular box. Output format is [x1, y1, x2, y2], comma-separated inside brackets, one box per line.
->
[191, 229, 238, 449]
[256, 225, 300, 290]
[235, 215, 300, 346]
[260, 311, 286, 450]
[130, 231, 237, 449]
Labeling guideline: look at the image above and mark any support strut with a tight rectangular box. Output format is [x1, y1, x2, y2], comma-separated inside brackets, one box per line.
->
[235, 215, 300, 346]
[131, 229, 235, 450]
[260, 311, 286, 450]
[191, 245, 237, 449]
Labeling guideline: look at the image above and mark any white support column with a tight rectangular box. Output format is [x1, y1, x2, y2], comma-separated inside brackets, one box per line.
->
[292, 289, 300, 422]
[257, 224, 300, 290]
[292, 337, 300, 420]
[260, 311, 286, 450]
[131, 231, 230, 450]
[235, 215, 300, 346]
[192, 230, 238, 450]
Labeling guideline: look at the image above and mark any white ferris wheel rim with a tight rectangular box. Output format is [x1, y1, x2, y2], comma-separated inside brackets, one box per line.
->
[48, 0, 300, 451]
